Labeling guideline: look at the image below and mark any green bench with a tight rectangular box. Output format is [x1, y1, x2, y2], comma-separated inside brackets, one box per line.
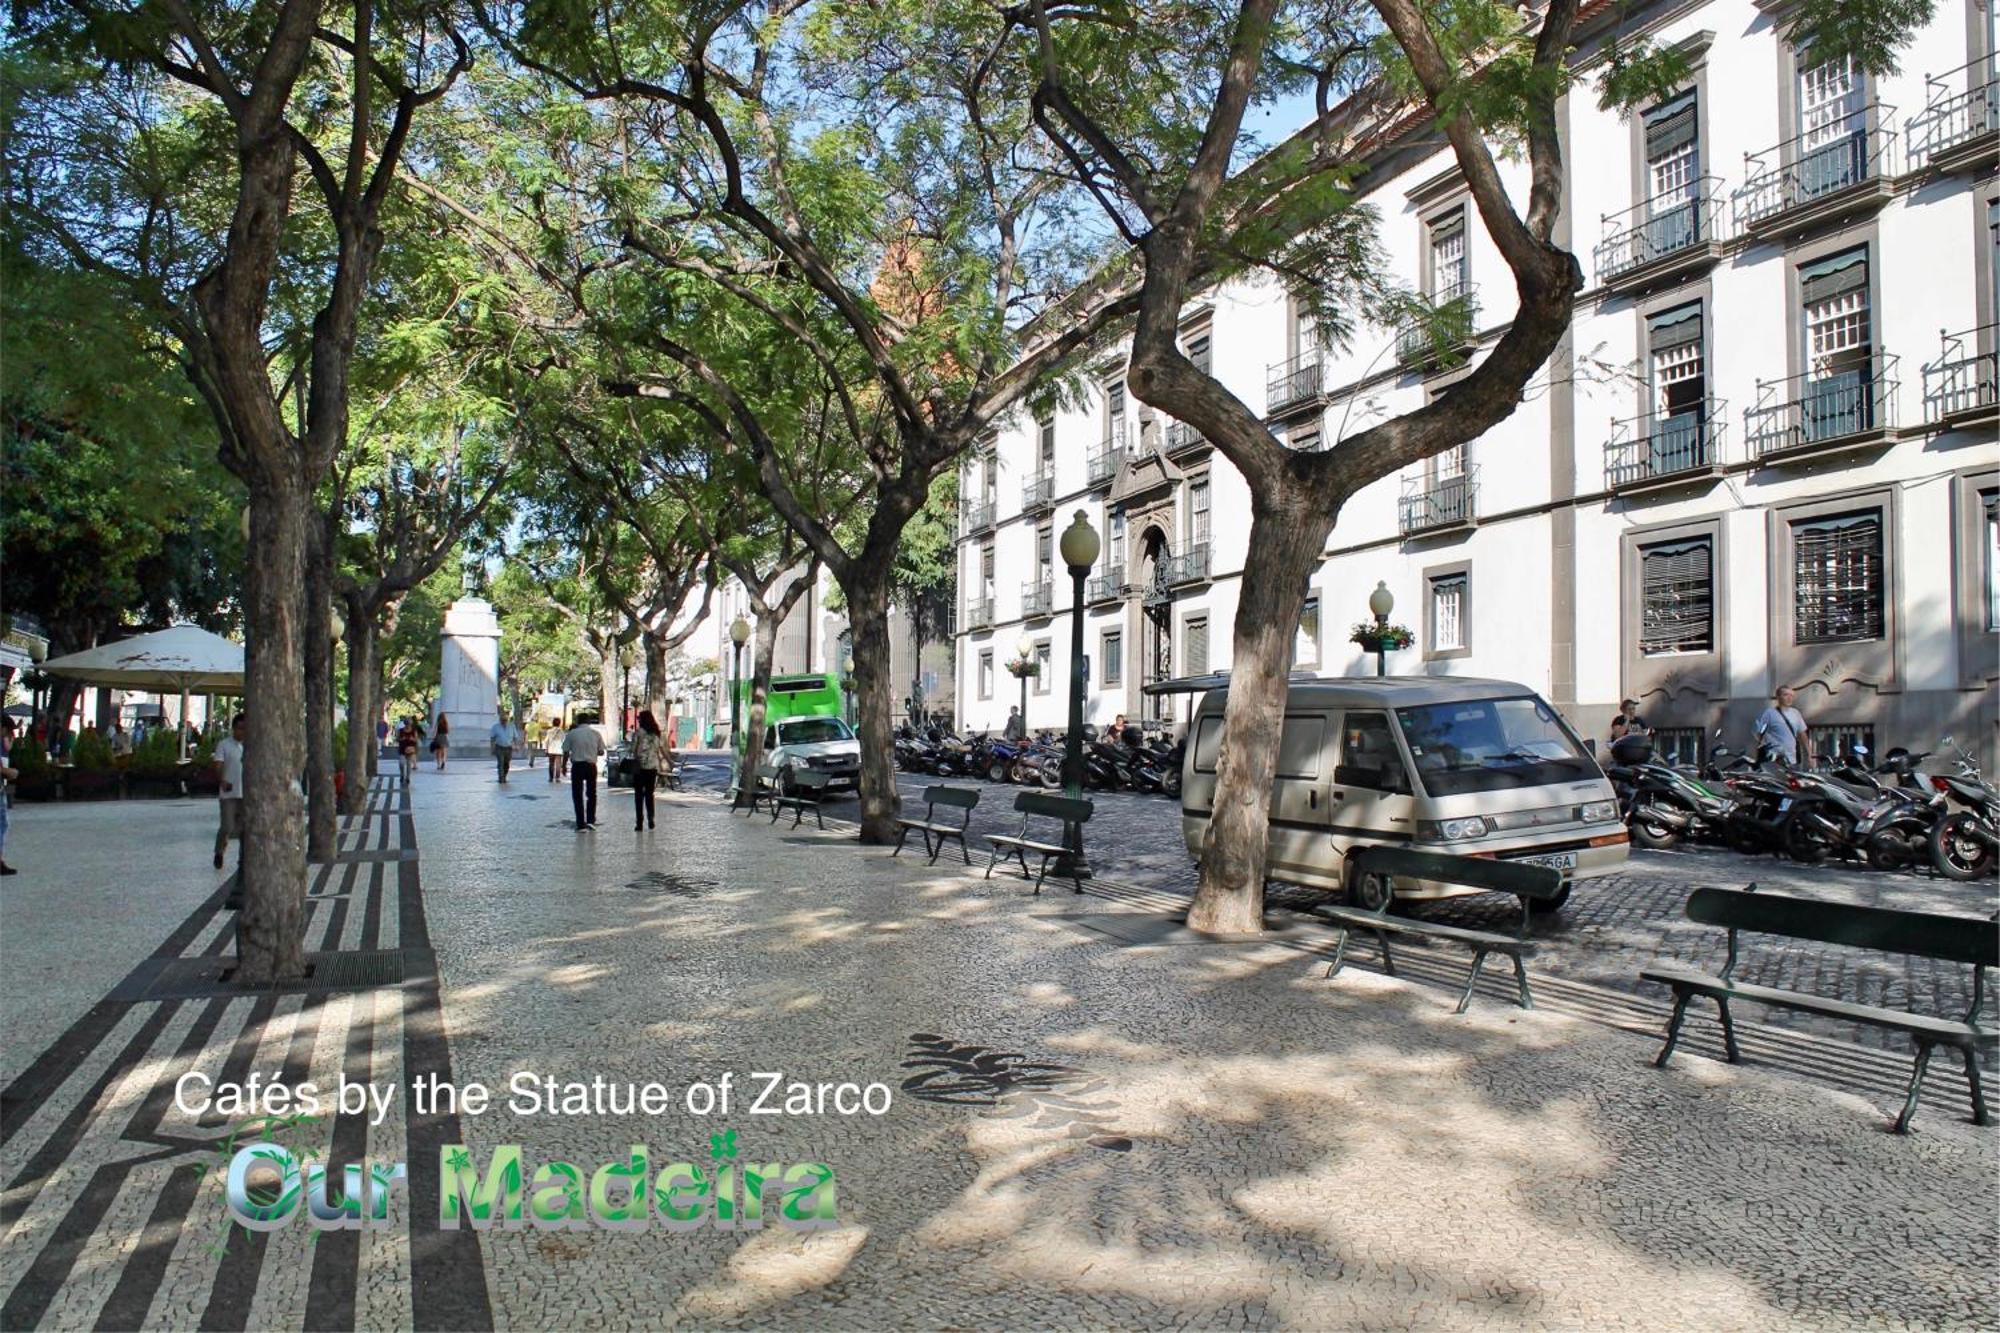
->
[1307, 847, 1565, 1013]
[769, 769, 832, 830]
[894, 785, 980, 866]
[1642, 886, 1996, 1133]
[985, 792, 1093, 895]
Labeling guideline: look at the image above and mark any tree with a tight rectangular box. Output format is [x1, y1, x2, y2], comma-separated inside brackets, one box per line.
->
[1016, 0, 1928, 931]
[9, 2, 470, 980]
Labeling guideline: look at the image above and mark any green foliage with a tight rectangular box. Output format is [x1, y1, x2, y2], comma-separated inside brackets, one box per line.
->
[1785, 0, 1934, 75]
[128, 728, 183, 778]
[10, 737, 52, 778]
[70, 728, 114, 771]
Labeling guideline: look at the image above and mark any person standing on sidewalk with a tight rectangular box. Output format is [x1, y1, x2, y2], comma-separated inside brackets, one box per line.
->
[630, 710, 664, 830]
[430, 713, 451, 770]
[545, 717, 566, 783]
[397, 718, 420, 785]
[1754, 685, 1811, 768]
[489, 710, 522, 783]
[0, 716, 19, 875]
[563, 714, 606, 830]
[212, 713, 246, 871]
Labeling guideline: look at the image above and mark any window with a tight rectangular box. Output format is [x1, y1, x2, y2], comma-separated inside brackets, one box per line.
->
[1430, 574, 1466, 652]
[980, 540, 995, 589]
[1338, 711, 1410, 792]
[1185, 615, 1210, 676]
[1648, 304, 1707, 469]
[1111, 510, 1126, 550]
[1105, 380, 1127, 439]
[1428, 211, 1468, 298]
[1810, 722, 1875, 765]
[1186, 330, 1212, 376]
[1192, 715, 1223, 773]
[1794, 510, 1884, 643]
[1290, 425, 1322, 453]
[1985, 491, 1999, 631]
[1033, 641, 1051, 695]
[1036, 522, 1053, 582]
[1102, 629, 1123, 687]
[1651, 727, 1704, 769]
[1295, 596, 1321, 669]
[980, 454, 997, 505]
[978, 650, 994, 699]
[1276, 716, 1325, 779]
[1639, 537, 1713, 655]
[1644, 91, 1700, 244]
[1189, 480, 1212, 547]
[1434, 444, 1465, 483]
[1396, 697, 1597, 796]
[1797, 49, 1866, 197]
[1038, 418, 1056, 470]
[1800, 249, 1872, 440]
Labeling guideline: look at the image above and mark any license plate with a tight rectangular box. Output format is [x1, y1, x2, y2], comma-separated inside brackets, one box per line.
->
[1853, 819, 1874, 835]
[1777, 798, 1792, 812]
[1513, 851, 1577, 872]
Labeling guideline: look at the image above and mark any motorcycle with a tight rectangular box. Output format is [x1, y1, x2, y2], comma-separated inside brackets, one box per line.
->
[1844, 748, 1943, 871]
[1779, 745, 1901, 865]
[1606, 731, 1736, 850]
[1926, 736, 1998, 881]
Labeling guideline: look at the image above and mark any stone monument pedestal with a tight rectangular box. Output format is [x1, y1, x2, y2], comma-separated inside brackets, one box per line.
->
[437, 597, 502, 755]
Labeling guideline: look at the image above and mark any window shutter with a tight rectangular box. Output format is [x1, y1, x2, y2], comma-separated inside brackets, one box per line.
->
[1794, 511, 1884, 643]
[1639, 538, 1713, 654]
[1648, 303, 1703, 350]
[1186, 618, 1209, 675]
[1643, 91, 1699, 157]
[1801, 250, 1868, 303]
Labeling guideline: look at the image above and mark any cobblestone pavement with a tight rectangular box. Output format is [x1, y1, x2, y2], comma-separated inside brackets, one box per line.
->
[674, 755, 2000, 1056]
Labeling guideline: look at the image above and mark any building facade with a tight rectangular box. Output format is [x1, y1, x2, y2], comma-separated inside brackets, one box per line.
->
[954, 0, 1998, 770]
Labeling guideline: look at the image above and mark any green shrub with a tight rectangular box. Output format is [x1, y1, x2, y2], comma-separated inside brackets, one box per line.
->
[129, 728, 183, 778]
[333, 720, 349, 764]
[10, 736, 50, 777]
[70, 729, 115, 771]
[191, 729, 219, 765]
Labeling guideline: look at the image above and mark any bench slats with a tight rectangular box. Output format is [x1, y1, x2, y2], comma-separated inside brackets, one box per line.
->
[1686, 887, 1998, 967]
[1353, 846, 1565, 900]
[1641, 966, 1989, 1045]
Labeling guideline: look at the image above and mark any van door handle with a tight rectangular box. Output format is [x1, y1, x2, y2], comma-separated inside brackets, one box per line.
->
[1310, 790, 1318, 809]
[1330, 790, 1345, 800]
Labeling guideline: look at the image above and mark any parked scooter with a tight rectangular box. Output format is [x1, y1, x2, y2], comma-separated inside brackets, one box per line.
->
[1927, 736, 1998, 880]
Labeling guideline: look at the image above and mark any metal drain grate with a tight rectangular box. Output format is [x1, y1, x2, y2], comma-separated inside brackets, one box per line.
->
[110, 949, 415, 1001]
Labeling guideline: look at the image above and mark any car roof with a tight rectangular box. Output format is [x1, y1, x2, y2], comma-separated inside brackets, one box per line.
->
[1189, 675, 1543, 713]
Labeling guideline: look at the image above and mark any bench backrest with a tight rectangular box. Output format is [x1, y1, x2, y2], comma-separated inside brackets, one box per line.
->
[923, 785, 980, 811]
[791, 769, 832, 791]
[1014, 792, 1093, 825]
[1352, 846, 1565, 901]
[1687, 887, 1999, 967]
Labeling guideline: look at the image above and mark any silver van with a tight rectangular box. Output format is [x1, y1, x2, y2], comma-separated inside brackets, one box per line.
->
[1177, 676, 1628, 911]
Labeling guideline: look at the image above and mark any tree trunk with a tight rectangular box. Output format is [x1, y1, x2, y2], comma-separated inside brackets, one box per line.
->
[842, 565, 900, 842]
[643, 630, 669, 721]
[340, 602, 378, 816]
[597, 643, 619, 734]
[304, 529, 337, 863]
[1187, 494, 1329, 935]
[237, 469, 311, 983]
[736, 614, 780, 807]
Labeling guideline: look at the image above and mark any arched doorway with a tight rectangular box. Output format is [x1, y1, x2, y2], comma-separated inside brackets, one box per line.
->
[1138, 526, 1173, 722]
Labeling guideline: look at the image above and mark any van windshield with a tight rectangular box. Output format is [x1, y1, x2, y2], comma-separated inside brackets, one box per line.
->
[779, 717, 853, 746]
[1395, 697, 1599, 796]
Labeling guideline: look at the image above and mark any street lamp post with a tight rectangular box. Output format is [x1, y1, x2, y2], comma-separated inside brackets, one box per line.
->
[842, 655, 856, 727]
[728, 615, 750, 805]
[1368, 581, 1395, 678]
[1014, 633, 1034, 729]
[1057, 511, 1100, 880]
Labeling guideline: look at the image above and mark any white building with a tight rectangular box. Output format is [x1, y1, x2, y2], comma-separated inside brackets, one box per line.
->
[954, 0, 1998, 770]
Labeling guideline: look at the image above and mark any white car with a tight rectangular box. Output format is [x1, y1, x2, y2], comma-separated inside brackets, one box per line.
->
[755, 715, 862, 793]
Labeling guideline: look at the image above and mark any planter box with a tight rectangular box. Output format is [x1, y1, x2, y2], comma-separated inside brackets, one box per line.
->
[12, 777, 59, 802]
[126, 775, 187, 799]
[62, 770, 123, 800]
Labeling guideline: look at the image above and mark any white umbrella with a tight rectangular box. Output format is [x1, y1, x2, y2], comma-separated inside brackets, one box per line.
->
[41, 625, 245, 759]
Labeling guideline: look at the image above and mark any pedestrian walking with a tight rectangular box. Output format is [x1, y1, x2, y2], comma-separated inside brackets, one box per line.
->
[397, 718, 420, 785]
[1003, 706, 1025, 741]
[1754, 685, 1811, 767]
[489, 710, 522, 783]
[630, 710, 665, 830]
[563, 715, 606, 830]
[0, 716, 19, 876]
[544, 718, 566, 782]
[430, 714, 450, 770]
[524, 716, 541, 769]
[213, 713, 246, 871]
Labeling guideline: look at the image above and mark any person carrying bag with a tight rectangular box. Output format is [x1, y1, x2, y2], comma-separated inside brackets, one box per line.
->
[631, 710, 665, 831]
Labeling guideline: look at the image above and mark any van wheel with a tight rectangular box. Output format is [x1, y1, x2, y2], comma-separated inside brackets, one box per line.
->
[1346, 871, 1393, 912]
[1527, 884, 1572, 915]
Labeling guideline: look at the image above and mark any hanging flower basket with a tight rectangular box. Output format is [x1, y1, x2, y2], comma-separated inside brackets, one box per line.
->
[1350, 622, 1416, 652]
[1005, 657, 1041, 678]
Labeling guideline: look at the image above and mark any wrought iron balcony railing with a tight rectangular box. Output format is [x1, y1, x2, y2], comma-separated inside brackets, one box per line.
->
[1921, 326, 1998, 422]
[1604, 399, 1728, 490]
[1266, 350, 1326, 414]
[1166, 544, 1211, 587]
[1398, 468, 1479, 535]
[1085, 422, 1129, 488]
[1732, 108, 1899, 231]
[963, 597, 994, 630]
[1744, 355, 1901, 459]
[1906, 60, 1999, 169]
[1021, 581, 1053, 619]
[1165, 420, 1208, 453]
[1594, 179, 1726, 286]
[960, 501, 996, 534]
[1085, 572, 1125, 604]
[1021, 471, 1054, 510]
[1394, 287, 1481, 366]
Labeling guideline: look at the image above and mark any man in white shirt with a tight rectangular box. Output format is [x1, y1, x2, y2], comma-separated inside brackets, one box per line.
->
[212, 713, 246, 870]
[1754, 685, 1811, 767]
[489, 710, 523, 783]
[562, 715, 607, 829]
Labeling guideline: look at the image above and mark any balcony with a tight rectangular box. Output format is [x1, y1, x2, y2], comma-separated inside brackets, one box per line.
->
[1143, 545, 1213, 603]
[1266, 350, 1326, 416]
[1021, 581, 1054, 620]
[1922, 326, 1998, 430]
[1594, 180, 1726, 293]
[1085, 572, 1125, 604]
[1906, 61, 1999, 175]
[1732, 109, 1898, 240]
[963, 597, 993, 631]
[1021, 471, 1054, 512]
[960, 501, 995, 535]
[1399, 469, 1479, 536]
[1604, 400, 1728, 493]
[1395, 287, 1481, 369]
[1164, 419, 1209, 457]
[1744, 355, 1901, 463]
[1085, 423, 1129, 489]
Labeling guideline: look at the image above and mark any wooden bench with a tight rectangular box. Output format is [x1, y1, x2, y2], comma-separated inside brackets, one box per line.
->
[769, 769, 832, 830]
[1641, 886, 1996, 1133]
[894, 785, 980, 866]
[1307, 847, 1565, 1013]
[985, 792, 1093, 894]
